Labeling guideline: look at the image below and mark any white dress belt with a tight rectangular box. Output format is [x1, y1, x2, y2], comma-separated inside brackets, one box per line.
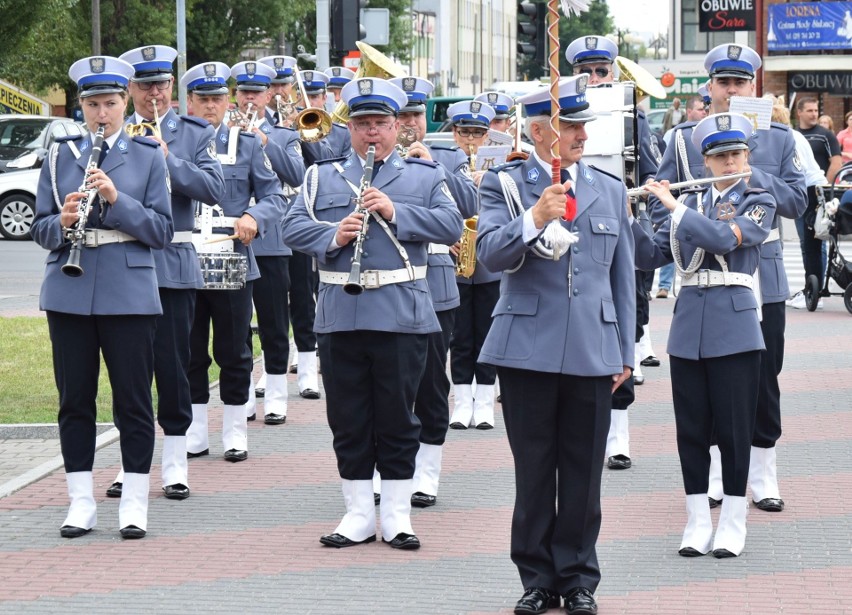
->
[763, 227, 780, 244]
[318, 265, 428, 289]
[427, 243, 451, 255]
[172, 231, 193, 243]
[681, 270, 754, 290]
[81, 229, 137, 247]
[196, 216, 239, 230]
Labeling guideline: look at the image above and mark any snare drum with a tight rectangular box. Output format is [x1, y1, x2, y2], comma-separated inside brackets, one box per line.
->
[582, 82, 636, 182]
[198, 252, 248, 290]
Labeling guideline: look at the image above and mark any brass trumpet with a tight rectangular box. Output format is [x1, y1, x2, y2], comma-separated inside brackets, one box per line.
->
[274, 94, 295, 128]
[293, 69, 333, 143]
[125, 100, 161, 138]
[229, 102, 258, 131]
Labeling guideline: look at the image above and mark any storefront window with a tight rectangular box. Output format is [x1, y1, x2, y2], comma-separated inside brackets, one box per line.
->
[681, 0, 755, 53]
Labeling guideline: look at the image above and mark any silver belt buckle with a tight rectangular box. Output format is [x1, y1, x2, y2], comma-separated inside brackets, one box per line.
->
[696, 270, 710, 288]
[88, 230, 100, 247]
[362, 270, 381, 289]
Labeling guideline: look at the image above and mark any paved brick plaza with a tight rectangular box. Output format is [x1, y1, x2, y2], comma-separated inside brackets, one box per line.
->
[0, 296, 850, 614]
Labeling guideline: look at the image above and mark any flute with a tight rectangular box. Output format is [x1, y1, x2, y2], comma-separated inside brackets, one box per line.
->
[627, 172, 752, 198]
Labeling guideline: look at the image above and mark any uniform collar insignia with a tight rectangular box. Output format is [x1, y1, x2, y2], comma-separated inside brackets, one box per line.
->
[261, 123, 271, 134]
[343, 159, 352, 168]
[118, 139, 127, 151]
[80, 140, 90, 151]
[219, 131, 228, 143]
[527, 167, 540, 182]
[583, 167, 593, 183]
[729, 190, 740, 203]
[392, 158, 401, 168]
[167, 119, 177, 131]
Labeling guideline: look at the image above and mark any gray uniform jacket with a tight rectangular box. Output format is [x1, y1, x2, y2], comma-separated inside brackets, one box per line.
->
[301, 122, 352, 167]
[651, 121, 807, 303]
[212, 124, 286, 282]
[426, 144, 475, 311]
[634, 181, 776, 360]
[253, 119, 305, 258]
[32, 133, 173, 315]
[282, 149, 464, 335]
[476, 158, 636, 377]
[142, 110, 224, 289]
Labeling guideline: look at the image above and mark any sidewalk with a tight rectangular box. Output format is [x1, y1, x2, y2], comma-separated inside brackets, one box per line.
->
[1, 296, 851, 613]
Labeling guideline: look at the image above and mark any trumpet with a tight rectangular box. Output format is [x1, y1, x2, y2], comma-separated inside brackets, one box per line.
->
[62, 124, 106, 278]
[125, 100, 161, 138]
[274, 94, 295, 128]
[229, 102, 258, 131]
[626, 172, 752, 198]
[343, 145, 377, 295]
[293, 69, 333, 143]
[395, 125, 418, 158]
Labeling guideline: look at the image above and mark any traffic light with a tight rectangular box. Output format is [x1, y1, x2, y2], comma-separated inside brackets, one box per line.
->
[332, 0, 368, 53]
[517, 1, 546, 77]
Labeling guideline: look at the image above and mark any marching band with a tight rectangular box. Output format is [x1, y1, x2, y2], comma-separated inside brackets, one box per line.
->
[31, 29, 809, 615]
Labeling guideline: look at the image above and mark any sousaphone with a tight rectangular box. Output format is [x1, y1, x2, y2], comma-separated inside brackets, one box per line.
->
[616, 56, 666, 100]
[330, 41, 408, 125]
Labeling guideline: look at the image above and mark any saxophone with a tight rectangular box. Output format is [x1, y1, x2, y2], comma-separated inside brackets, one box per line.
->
[343, 145, 377, 295]
[455, 144, 479, 278]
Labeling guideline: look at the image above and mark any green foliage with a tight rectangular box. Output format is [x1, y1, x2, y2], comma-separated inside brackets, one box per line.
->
[517, 0, 615, 80]
[364, 0, 412, 65]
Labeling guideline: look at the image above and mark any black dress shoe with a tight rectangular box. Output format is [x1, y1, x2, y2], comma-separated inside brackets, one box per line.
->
[120, 525, 146, 539]
[299, 388, 321, 399]
[634, 373, 645, 385]
[254, 387, 265, 398]
[514, 587, 560, 615]
[641, 355, 660, 367]
[475, 422, 494, 430]
[411, 492, 437, 508]
[564, 587, 597, 614]
[383, 532, 421, 550]
[708, 496, 722, 509]
[247, 413, 256, 422]
[288, 364, 298, 374]
[224, 449, 248, 462]
[374, 492, 380, 505]
[60, 525, 91, 538]
[607, 454, 632, 470]
[319, 533, 376, 548]
[264, 413, 286, 425]
[187, 449, 209, 459]
[163, 483, 190, 500]
[712, 548, 737, 559]
[754, 497, 784, 512]
[106, 481, 123, 498]
[678, 546, 707, 557]
[449, 421, 468, 430]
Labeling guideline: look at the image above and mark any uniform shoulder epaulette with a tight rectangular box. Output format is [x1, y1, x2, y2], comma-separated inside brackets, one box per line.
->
[180, 114, 209, 128]
[744, 187, 768, 195]
[430, 143, 458, 151]
[238, 130, 258, 139]
[316, 155, 347, 165]
[55, 135, 82, 143]
[405, 157, 438, 167]
[132, 136, 161, 147]
[587, 165, 623, 184]
[273, 125, 296, 132]
[488, 159, 524, 173]
[769, 121, 790, 132]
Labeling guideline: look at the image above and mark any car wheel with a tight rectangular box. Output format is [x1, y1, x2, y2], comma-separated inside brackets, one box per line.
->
[0, 193, 36, 240]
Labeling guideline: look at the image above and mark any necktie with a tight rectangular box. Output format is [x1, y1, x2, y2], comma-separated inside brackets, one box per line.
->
[369, 160, 383, 181]
[98, 142, 110, 167]
[560, 169, 577, 221]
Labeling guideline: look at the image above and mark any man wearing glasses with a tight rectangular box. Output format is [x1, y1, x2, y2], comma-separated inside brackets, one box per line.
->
[105, 45, 225, 501]
[283, 78, 462, 551]
[565, 35, 661, 474]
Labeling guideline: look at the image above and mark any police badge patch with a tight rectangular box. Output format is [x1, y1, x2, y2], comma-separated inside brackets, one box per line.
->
[746, 205, 767, 225]
[527, 167, 540, 182]
[274, 57, 284, 69]
[117, 139, 127, 151]
[793, 151, 803, 171]
[359, 80, 373, 95]
[303, 71, 314, 82]
[219, 132, 227, 143]
[263, 151, 272, 171]
[729, 191, 740, 203]
[727, 45, 742, 60]
[585, 36, 597, 50]
[332, 67, 341, 76]
[246, 62, 256, 76]
[89, 57, 105, 74]
[470, 101, 482, 114]
[716, 115, 731, 131]
[402, 77, 416, 92]
[440, 180, 453, 200]
[167, 119, 177, 131]
[461, 163, 472, 179]
[204, 63, 216, 77]
[208, 139, 217, 159]
[292, 142, 302, 158]
[487, 93, 498, 103]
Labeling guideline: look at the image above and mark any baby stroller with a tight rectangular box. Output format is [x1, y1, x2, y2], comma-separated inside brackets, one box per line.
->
[806, 165, 852, 314]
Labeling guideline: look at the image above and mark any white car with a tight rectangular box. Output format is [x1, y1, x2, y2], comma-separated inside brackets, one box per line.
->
[0, 168, 39, 240]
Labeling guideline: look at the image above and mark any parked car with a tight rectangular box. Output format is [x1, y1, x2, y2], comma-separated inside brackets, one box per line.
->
[0, 115, 85, 173]
[646, 108, 666, 136]
[425, 96, 472, 133]
[0, 168, 38, 240]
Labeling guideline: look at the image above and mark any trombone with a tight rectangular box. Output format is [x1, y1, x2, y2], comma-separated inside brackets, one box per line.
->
[292, 69, 333, 143]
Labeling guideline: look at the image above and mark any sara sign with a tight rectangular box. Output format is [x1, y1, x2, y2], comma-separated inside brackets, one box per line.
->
[699, 0, 757, 33]
[767, 1, 852, 51]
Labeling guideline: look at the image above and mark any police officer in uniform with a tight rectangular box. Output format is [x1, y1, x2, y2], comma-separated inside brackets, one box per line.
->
[283, 78, 463, 550]
[32, 56, 173, 539]
[477, 75, 634, 615]
[325, 66, 356, 103]
[105, 45, 225, 501]
[182, 61, 287, 461]
[566, 35, 661, 472]
[389, 76, 476, 507]
[230, 60, 305, 425]
[475, 91, 514, 134]
[259, 55, 297, 127]
[445, 100, 502, 430]
[636, 113, 776, 558]
[287, 69, 352, 397]
[650, 44, 807, 512]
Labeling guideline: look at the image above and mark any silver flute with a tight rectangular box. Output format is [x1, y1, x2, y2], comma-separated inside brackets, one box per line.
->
[627, 171, 752, 198]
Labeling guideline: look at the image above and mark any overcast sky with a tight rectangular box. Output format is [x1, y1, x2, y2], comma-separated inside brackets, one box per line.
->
[606, 0, 670, 36]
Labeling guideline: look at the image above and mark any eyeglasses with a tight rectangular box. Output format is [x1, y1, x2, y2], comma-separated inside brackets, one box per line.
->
[352, 120, 395, 132]
[456, 128, 487, 138]
[135, 79, 173, 92]
[578, 67, 611, 78]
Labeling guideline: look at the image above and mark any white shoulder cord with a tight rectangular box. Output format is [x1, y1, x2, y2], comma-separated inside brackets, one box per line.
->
[49, 143, 63, 212]
[498, 170, 527, 273]
[671, 130, 705, 279]
[303, 164, 334, 226]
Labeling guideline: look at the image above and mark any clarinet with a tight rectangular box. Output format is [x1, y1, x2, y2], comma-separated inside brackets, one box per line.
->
[343, 145, 377, 295]
[62, 124, 106, 277]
